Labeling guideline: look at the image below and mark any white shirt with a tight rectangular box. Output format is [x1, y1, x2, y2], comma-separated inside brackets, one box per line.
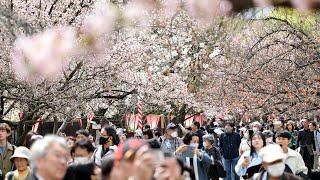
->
[283, 147, 308, 175]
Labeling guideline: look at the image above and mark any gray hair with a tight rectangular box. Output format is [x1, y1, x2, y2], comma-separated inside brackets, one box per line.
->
[30, 134, 67, 170]
[202, 134, 215, 145]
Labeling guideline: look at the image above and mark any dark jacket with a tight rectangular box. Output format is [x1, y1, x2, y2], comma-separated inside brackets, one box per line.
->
[205, 146, 225, 180]
[250, 170, 303, 180]
[195, 129, 205, 149]
[219, 131, 241, 159]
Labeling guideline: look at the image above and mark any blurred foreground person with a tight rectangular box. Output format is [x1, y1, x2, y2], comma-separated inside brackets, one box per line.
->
[27, 135, 68, 180]
[108, 139, 154, 180]
[5, 147, 31, 180]
[64, 161, 100, 180]
[251, 144, 302, 180]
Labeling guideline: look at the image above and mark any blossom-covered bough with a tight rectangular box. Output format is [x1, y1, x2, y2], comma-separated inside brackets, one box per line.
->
[0, 0, 319, 143]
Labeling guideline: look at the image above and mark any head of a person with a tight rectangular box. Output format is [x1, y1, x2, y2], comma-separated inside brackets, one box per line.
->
[142, 129, 154, 140]
[66, 161, 100, 180]
[154, 131, 160, 139]
[262, 130, 274, 144]
[75, 129, 89, 141]
[275, 130, 291, 150]
[0, 123, 11, 142]
[202, 134, 214, 149]
[309, 121, 317, 131]
[166, 123, 178, 139]
[134, 129, 143, 139]
[250, 132, 266, 157]
[143, 124, 151, 131]
[285, 121, 295, 131]
[267, 123, 274, 131]
[252, 122, 262, 132]
[182, 132, 199, 147]
[191, 121, 200, 131]
[10, 146, 31, 172]
[113, 139, 150, 180]
[260, 144, 286, 178]
[100, 125, 120, 148]
[274, 121, 282, 131]
[30, 135, 68, 180]
[66, 136, 76, 149]
[302, 118, 309, 129]
[244, 129, 254, 140]
[73, 139, 95, 163]
[23, 131, 38, 149]
[88, 135, 95, 143]
[225, 121, 234, 133]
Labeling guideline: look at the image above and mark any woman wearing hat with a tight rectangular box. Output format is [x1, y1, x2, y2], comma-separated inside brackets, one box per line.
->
[5, 146, 31, 180]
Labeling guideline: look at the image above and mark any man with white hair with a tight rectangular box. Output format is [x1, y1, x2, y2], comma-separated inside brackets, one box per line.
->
[27, 135, 68, 180]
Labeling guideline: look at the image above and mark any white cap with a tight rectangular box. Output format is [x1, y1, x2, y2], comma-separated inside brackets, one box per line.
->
[259, 144, 286, 163]
[10, 146, 31, 161]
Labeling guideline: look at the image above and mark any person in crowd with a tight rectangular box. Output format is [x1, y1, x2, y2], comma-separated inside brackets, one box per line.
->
[285, 121, 298, 149]
[75, 129, 89, 141]
[92, 125, 119, 167]
[235, 132, 266, 179]
[100, 155, 115, 180]
[27, 135, 68, 180]
[134, 129, 143, 139]
[143, 124, 151, 131]
[308, 121, 320, 170]
[251, 144, 302, 180]
[72, 139, 95, 164]
[262, 130, 274, 145]
[159, 123, 182, 154]
[252, 122, 262, 133]
[275, 131, 308, 178]
[239, 129, 253, 155]
[5, 147, 31, 180]
[88, 135, 95, 147]
[109, 139, 154, 180]
[191, 121, 205, 149]
[175, 132, 212, 180]
[202, 134, 224, 180]
[0, 123, 16, 178]
[153, 130, 161, 142]
[64, 161, 100, 180]
[267, 123, 274, 133]
[142, 129, 154, 140]
[220, 121, 241, 180]
[65, 136, 76, 164]
[22, 131, 38, 149]
[297, 118, 315, 178]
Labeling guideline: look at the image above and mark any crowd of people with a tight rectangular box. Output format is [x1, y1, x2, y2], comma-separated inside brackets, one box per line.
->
[0, 116, 319, 180]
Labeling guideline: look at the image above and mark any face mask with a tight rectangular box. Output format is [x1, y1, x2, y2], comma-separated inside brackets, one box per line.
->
[203, 142, 208, 148]
[99, 136, 109, 145]
[253, 127, 258, 132]
[267, 162, 285, 177]
[170, 131, 178, 138]
[74, 157, 89, 163]
[190, 143, 199, 148]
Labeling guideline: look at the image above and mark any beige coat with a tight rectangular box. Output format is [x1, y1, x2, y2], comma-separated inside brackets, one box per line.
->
[0, 142, 15, 176]
[284, 147, 308, 175]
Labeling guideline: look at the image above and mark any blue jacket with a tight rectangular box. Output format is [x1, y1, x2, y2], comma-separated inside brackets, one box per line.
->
[219, 131, 241, 159]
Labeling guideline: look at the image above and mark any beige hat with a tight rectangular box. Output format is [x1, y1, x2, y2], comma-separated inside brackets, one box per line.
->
[259, 144, 286, 163]
[10, 146, 31, 161]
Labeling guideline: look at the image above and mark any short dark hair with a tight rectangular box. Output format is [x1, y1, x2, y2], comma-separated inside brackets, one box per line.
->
[154, 131, 160, 137]
[143, 124, 151, 130]
[101, 155, 115, 179]
[310, 121, 317, 128]
[143, 129, 154, 139]
[183, 132, 198, 145]
[275, 130, 292, 140]
[76, 129, 89, 138]
[73, 139, 95, 153]
[193, 121, 200, 129]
